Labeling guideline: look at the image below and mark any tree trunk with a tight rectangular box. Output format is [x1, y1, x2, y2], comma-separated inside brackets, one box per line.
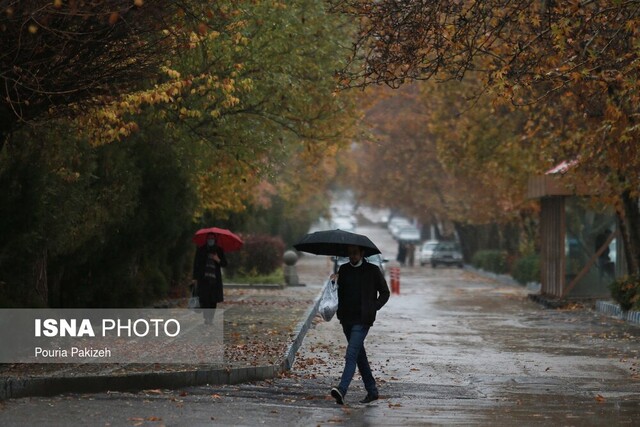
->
[48, 266, 65, 308]
[33, 249, 48, 307]
[0, 113, 11, 152]
[454, 222, 490, 261]
[502, 222, 521, 255]
[453, 222, 473, 262]
[620, 189, 640, 275]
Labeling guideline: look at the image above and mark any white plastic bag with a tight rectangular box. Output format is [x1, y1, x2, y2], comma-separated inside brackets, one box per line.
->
[188, 296, 200, 310]
[188, 282, 201, 312]
[318, 278, 338, 321]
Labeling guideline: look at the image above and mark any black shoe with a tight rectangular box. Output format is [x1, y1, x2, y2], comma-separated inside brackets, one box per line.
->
[359, 393, 379, 404]
[330, 387, 344, 405]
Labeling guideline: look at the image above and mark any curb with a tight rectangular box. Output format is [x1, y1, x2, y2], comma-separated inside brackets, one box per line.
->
[1, 365, 279, 400]
[527, 293, 569, 309]
[281, 286, 324, 371]
[595, 300, 640, 325]
[0, 288, 324, 400]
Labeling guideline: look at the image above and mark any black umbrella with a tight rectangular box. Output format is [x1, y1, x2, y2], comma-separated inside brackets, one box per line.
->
[293, 229, 381, 257]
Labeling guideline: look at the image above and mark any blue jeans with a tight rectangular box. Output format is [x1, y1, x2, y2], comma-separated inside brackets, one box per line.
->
[337, 324, 378, 397]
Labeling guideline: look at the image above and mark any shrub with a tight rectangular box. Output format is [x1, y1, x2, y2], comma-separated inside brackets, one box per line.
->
[229, 269, 284, 285]
[136, 264, 170, 302]
[471, 250, 509, 274]
[512, 254, 541, 285]
[225, 234, 286, 278]
[609, 275, 640, 311]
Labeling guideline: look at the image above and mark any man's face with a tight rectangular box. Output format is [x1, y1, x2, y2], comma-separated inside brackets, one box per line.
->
[347, 246, 364, 265]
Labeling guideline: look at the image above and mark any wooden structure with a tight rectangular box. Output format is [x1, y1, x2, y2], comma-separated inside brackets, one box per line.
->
[528, 165, 621, 299]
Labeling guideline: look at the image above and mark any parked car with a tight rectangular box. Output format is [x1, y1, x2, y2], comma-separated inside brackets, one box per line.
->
[331, 215, 356, 232]
[332, 254, 389, 274]
[419, 240, 439, 266]
[396, 226, 421, 243]
[431, 241, 464, 268]
[388, 217, 411, 238]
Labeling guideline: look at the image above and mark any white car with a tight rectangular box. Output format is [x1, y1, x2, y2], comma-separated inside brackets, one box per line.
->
[419, 240, 439, 266]
[331, 215, 356, 232]
[396, 227, 421, 243]
[388, 217, 410, 238]
[431, 241, 464, 268]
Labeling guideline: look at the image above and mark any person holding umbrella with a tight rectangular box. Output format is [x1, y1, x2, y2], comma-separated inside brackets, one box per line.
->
[293, 229, 390, 404]
[192, 232, 228, 325]
[330, 244, 390, 405]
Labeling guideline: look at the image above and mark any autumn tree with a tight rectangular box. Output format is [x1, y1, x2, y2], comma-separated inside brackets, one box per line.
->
[333, 0, 640, 273]
[0, 0, 358, 306]
[167, 0, 358, 220]
[352, 80, 540, 258]
[71, 0, 358, 218]
[423, 78, 541, 255]
[351, 85, 452, 231]
[0, 0, 186, 147]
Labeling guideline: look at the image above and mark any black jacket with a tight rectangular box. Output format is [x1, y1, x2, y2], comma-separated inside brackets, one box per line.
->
[192, 244, 228, 280]
[336, 260, 390, 326]
[192, 244, 228, 303]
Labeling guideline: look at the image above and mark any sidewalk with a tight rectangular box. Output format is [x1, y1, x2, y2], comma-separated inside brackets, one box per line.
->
[467, 264, 640, 325]
[0, 254, 331, 400]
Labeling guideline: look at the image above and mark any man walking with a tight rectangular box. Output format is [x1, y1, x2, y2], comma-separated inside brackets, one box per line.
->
[329, 245, 390, 405]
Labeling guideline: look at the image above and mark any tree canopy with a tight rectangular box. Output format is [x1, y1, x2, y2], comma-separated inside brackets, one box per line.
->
[334, 0, 640, 273]
[0, 0, 359, 307]
[0, 0, 181, 144]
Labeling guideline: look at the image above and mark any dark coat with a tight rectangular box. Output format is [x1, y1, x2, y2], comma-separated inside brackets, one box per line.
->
[192, 244, 228, 304]
[336, 260, 390, 326]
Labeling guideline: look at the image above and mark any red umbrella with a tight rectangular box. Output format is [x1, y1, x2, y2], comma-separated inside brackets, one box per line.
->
[193, 227, 243, 252]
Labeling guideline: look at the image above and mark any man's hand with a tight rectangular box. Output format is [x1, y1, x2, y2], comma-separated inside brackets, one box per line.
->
[330, 273, 338, 283]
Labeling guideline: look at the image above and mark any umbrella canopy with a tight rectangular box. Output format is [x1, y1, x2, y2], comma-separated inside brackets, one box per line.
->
[293, 229, 381, 257]
[193, 227, 243, 252]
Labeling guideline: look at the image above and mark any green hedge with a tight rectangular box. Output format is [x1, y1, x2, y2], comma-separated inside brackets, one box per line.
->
[512, 254, 541, 285]
[471, 250, 509, 274]
[609, 275, 640, 311]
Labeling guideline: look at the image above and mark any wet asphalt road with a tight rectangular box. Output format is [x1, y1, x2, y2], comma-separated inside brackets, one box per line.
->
[1, 225, 639, 426]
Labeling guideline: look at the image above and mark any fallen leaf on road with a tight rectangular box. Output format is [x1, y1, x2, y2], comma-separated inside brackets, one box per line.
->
[389, 403, 403, 408]
[595, 394, 606, 403]
[211, 394, 222, 399]
[144, 389, 163, 395]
